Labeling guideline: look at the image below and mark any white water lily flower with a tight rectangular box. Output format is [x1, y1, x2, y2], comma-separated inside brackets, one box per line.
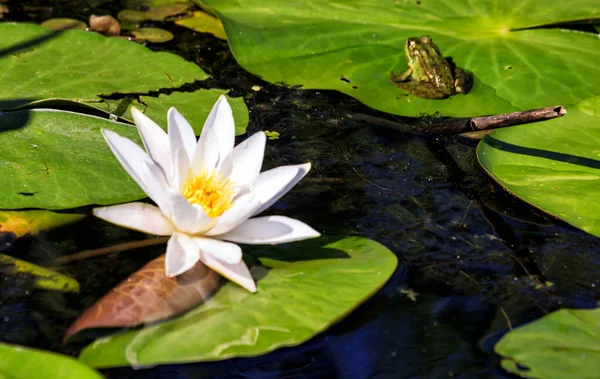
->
[93, 95, 320, 292]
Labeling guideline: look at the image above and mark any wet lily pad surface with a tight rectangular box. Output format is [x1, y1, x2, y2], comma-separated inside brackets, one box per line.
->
[495, 307, 600, 378]
[478, 97, 600, 238]
[78, 237, 397, 367]
[204, 0, 600, 117]
[1, 1, 600, 379]
[0, 342, 103, 379]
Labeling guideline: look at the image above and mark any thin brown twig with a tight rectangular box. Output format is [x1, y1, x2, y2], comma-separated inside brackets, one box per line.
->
[351, 105, 566, 137]
[423, 105, 566, 136]
[54, 237, 169, 264]
[499, 306, 513, 331]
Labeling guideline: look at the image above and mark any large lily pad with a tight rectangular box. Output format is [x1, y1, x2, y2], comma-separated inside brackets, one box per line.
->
[78, 236, 398, 368]
[495, 308, 600, 379]
[0, 342, 103, 379]
[0, 23, 248, 133]
[0, 23, 205, 107]
[202, 0, 600, 117]
[477, 97, 600, 238]
[0, 109, 144, 209]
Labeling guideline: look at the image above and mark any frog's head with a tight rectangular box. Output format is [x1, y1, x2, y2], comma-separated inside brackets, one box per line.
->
[404, 36, 433, 58]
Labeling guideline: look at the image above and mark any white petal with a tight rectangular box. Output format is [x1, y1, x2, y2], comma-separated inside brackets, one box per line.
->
[168, 190, 214, 234]
[217, 216, 320, 244]
[204, 193, 261, 236]
[200, 250, 256, 292]
[140, 161, 172, 217]
[250, 163, 311, 217]
[200, 95, 235, 165]
[193, 237, 242, 264]
[190, 123, 219, 174]
[171, 147, 190, 191]
[167, 107, 196, 164]
[101, 129, 169, 211]
[131, 107, 171, 175]
[219, 132, 266, 189]
[165, 233, 200, 277]
[93, 203, 175, 236]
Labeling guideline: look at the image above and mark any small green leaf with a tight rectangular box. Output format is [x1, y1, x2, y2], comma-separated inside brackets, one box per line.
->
[131, 27, 174, 43]
[477, 98, 600, 238]
[264, 130, 280, 140]
[78, 236, 398, 368]
[40, 18, 87, 31]
[0, 342, 103, 378]
[0, 253, 79, 292]
[495, 308, 600, 379]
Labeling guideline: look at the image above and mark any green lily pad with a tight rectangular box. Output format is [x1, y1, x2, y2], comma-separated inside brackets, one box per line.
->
[89, 90, 249, 136]
[0, 109, 144, 210]
[0, 341, 103, 378]
[122, 0, 192, 7]
[0, 253, 79, 292]
[477, 97, 600, 237]
[40, 18, 87, 31]
[116, 9, 149, 22]
[131, 27, 174, 43]
[0, 210, 85, 238]
[78, 236, 398, 368]
[137, 91, 248, 135]
[0, 23, 249, 133]
[175, 10, 227, 40]
[0, 23, 205, 107]
[495, 308, 600, 379]
[117, 3, 191, 22]
[202, 0, 600, 117]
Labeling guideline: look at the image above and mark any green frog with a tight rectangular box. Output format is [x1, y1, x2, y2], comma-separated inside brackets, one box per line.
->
[390, 36, 472, 99]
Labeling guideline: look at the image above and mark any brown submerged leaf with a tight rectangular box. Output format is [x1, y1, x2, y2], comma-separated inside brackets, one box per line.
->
[64, 254, 220, 342]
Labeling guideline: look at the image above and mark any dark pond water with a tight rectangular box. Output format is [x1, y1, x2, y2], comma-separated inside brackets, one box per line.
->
[2, 1, 600, 378]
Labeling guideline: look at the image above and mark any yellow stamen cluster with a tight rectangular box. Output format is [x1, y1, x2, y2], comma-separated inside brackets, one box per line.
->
[182, 169, 235, 218]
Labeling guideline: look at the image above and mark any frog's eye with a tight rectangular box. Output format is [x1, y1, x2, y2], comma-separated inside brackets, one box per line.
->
[407, 40, 416, 48]
[421, 36, 432, 43]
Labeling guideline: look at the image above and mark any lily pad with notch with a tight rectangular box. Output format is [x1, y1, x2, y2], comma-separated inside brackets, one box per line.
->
[77, 236, 398, 368]
[0, 23, 248, 133]
[202, 0, 600, 117]
[495, 307, 600, 379]
[477, 96, 600, 238]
